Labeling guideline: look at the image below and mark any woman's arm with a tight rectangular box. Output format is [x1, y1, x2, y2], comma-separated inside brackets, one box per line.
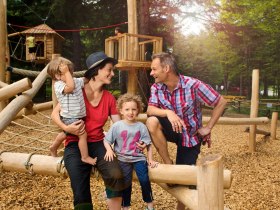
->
[110, 114, 121, 123]
[51, 103, 85, 136]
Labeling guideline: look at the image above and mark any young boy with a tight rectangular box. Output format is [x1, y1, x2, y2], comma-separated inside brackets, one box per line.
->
[47, 57, 96, 165]
[104, 93, 157, 210]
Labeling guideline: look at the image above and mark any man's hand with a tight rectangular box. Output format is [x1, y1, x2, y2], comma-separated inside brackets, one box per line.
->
[197, 127, 211, 148]
[166, 110, 186, 133]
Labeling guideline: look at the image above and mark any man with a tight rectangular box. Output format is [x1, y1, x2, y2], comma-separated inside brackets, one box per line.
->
[146, 52, 227, 210]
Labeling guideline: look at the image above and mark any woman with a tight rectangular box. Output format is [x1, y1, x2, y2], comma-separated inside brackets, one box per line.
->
[51, 51, 125, 210]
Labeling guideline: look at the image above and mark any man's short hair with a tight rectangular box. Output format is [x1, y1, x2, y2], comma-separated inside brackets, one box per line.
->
[152, 52, 179, 75]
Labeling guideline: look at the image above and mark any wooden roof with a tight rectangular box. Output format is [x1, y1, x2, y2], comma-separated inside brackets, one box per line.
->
[20, 24, 64, 40]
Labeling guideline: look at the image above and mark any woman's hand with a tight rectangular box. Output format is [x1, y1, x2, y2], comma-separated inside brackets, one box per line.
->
[104, 150, 116, 162]
[64, 120, 85, 136]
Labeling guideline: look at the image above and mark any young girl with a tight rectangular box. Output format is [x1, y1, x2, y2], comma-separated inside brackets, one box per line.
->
[104, 93, 158, 210]
[47, 57, 96, 165]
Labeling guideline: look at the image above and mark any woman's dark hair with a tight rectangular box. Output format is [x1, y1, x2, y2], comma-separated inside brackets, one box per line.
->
[85, 60, 114, 80]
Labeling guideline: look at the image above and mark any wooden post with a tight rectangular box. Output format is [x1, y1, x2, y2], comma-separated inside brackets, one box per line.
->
[270, 112, 278, 140]
[157, 183, 198, 210]
[249, 69, 259, 152]
[197, 154, 224, 210]
[0, 0, 7, 110]
[0, 78, 32, 101]
[6, 35, 10, 84]
[127, 0, 138, 94]
[51, 54, 60, 109]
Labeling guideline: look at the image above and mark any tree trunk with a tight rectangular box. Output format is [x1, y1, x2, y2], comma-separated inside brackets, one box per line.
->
[138, 0, 151, 107]
[263, 74, 268, 97]
[72, 31, 82, 71]
[239, 72, 243, 96]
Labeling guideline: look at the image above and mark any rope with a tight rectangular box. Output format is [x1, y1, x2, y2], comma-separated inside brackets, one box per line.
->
[24, 152, 36, 175]
[8, 22, 128, 32]
[10, 37, 23, 57]
[0, 150, 5, 172]
[19, 0, 45, 22]
[22, 115, 56, 128]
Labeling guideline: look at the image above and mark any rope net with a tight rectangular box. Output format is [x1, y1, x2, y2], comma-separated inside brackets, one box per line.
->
[0, 110, 61, 155]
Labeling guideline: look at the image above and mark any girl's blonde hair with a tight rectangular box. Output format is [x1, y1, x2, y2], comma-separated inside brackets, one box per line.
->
[47, 57, 74, 80]
[117, 93, 145, 114]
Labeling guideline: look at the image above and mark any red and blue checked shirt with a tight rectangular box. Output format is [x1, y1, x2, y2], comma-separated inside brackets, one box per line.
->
[148, 75, 221, 147]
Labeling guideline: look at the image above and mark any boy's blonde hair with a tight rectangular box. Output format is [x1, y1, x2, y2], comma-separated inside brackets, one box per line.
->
[117, 93, 145, 114]
[47, 57, 74, 80]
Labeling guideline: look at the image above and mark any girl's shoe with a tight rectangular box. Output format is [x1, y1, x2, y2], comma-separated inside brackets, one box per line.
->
[145, 208, 155, 210]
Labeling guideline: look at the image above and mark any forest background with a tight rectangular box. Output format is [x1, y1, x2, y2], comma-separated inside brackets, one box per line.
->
[7, 0, 280, 101]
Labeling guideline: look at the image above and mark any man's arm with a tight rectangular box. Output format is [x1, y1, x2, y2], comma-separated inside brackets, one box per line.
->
[197, 96, 227, 145]
[206, 96, 227, 130]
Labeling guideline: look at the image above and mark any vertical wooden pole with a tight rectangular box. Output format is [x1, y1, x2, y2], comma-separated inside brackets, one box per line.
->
[0, 0, 7, 110]
[6, 36, 10, 84]
[127, 0, 138, 94]
[51, 54, 60, 109]
[270, 112, 278, 140]
[197, 154, 224, 210]
[249, 69, 259, 152]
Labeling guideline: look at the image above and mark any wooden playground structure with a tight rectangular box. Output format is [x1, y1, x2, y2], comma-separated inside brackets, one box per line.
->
[0, 0, 279, 209]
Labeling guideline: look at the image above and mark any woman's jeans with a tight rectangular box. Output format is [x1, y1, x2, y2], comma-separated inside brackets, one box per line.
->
[118, 160, 153, 207]
[64, 141, 125, 207]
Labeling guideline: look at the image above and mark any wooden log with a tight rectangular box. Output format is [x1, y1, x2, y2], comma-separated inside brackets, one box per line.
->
[0, 78, 32, 101]
[149, 163, 232, 189]
[0, 0, 7, 110]
[249, 69, 259, 152]
[0, 65, 48, 134]
[0, 152, 232, 189]
[0, 152, 66, 177]
[244, 127, 270, 136]
[137, 113, 269, 125]
[14, 101, 53, 119]
[0, 80, 8, 88]
[157, 183, 198, 210]
[270, 112, 278, 140]
[197, 154, 224, 210]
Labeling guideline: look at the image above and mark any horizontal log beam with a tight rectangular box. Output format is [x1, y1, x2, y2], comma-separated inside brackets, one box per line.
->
[0, 78, 32, 101]
[14, 101, 53, 119]
[0, 152, 232, 189]
[158, 183, 198, 210]
[137, 114, 269, 125]
[244, 127, 270, 136]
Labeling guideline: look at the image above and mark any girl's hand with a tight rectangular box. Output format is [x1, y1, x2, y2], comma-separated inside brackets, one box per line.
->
[148, 160, 159, 168]
[104, 150, 116, 162]
[136, 141, 146, 151]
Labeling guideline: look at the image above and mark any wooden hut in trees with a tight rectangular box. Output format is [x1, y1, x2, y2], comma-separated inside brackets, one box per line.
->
[9, 24, 64, 63]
